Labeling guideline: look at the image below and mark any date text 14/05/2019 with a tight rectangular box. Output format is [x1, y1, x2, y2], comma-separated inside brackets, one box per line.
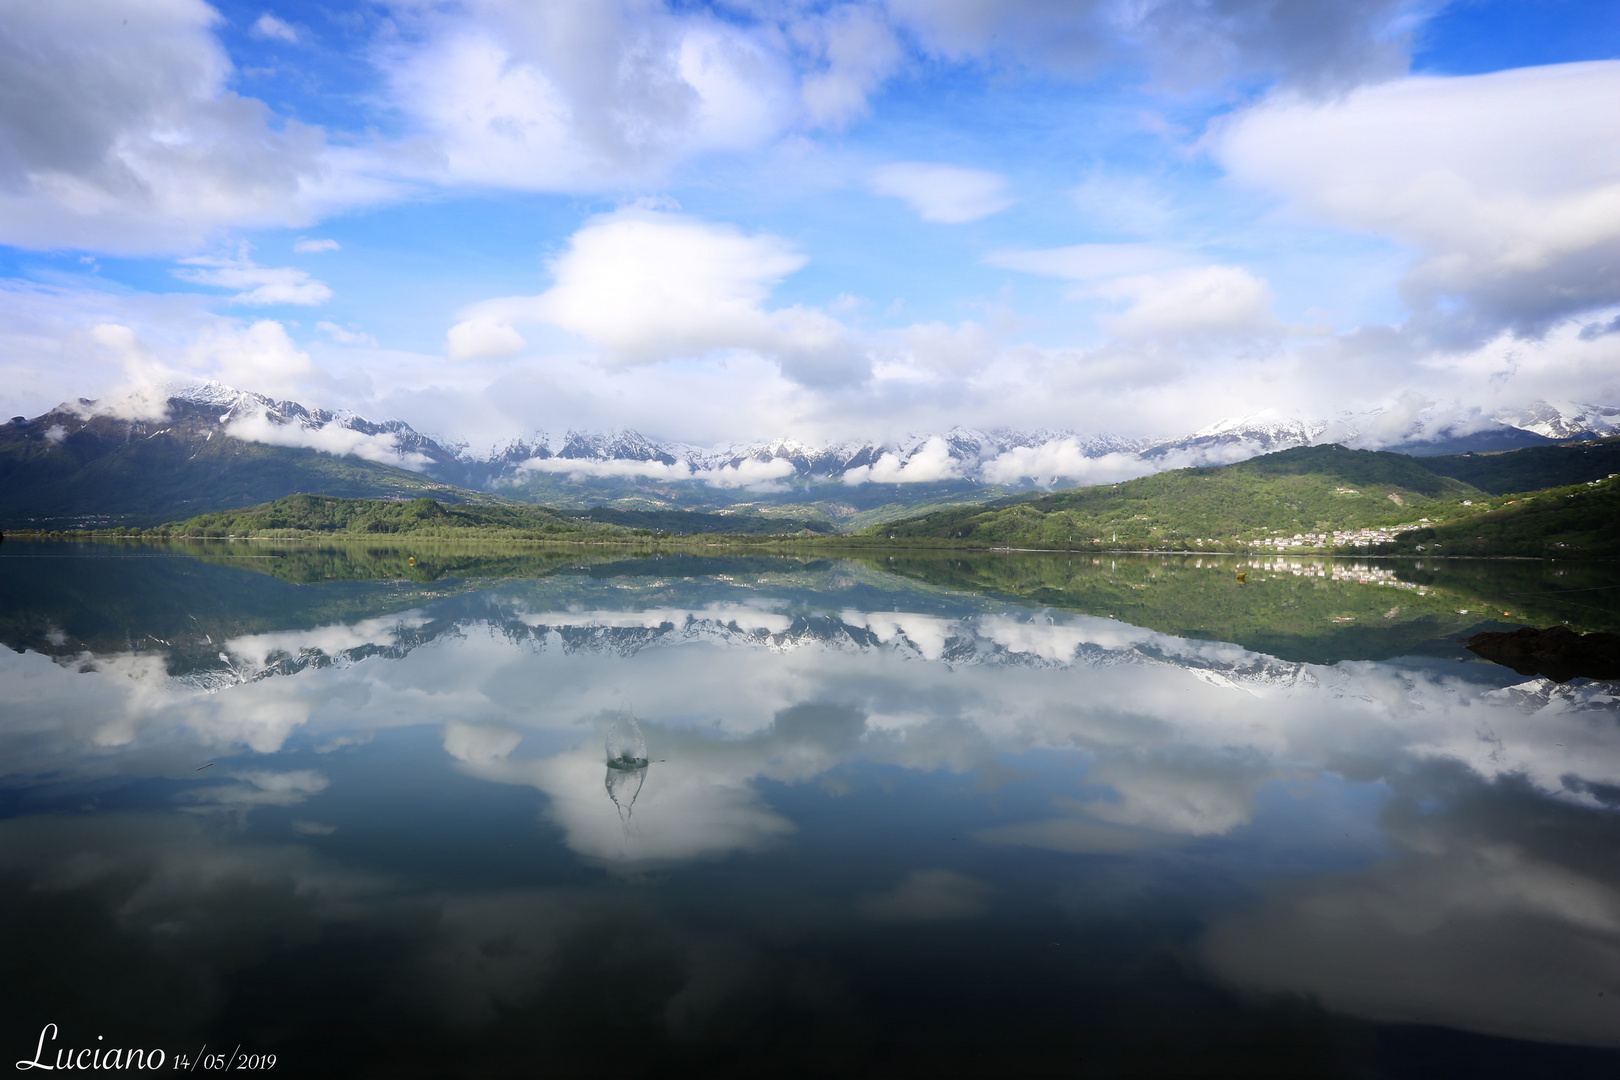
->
[16, 1025, 276, 1071]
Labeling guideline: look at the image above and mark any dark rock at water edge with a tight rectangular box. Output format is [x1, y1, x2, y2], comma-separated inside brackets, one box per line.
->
[1465, 626, 1620, 683]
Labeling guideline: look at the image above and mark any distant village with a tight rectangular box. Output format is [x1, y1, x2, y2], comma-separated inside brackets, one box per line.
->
[1254, 521, 1427, 551]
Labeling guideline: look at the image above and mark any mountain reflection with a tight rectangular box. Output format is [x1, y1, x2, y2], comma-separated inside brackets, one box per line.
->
[2, 547, 1619, 1064]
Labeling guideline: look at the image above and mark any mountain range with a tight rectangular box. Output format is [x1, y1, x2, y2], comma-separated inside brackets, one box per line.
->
[3, 380, 1617, 528]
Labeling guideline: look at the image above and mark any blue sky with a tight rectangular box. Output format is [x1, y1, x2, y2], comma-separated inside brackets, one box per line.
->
[1, 0, 1617, 449]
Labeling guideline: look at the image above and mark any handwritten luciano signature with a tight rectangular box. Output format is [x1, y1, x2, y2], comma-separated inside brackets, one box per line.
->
[16, 1025, 276, 1071]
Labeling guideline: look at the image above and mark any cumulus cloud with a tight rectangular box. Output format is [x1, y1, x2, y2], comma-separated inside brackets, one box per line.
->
[523, 210, 803, 360]
[453, 209, 870, 387]
[1211, 62, 1620, 337]
[79, 317, 319, 408]
[0, 0, 377, 254]
[174, 253, 333, 306]
[843, 435, 960, 485]
[381, 2, 796, 191]
[869, 162, 1013, 223]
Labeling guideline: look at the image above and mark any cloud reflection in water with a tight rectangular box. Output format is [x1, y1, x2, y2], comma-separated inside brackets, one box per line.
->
[2, 579, 1619, 1049]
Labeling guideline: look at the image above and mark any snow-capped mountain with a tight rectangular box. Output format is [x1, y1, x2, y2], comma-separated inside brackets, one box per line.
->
[12, 382, 1617, 513]
[1498, 401, 1620, 441]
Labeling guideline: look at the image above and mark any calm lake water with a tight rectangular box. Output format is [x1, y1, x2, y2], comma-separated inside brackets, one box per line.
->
[3, 541, 1619, 1077]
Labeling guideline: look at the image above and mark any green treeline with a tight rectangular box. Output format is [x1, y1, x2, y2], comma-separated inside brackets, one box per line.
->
[1417, 437, 1620, 494]
[11, 439, 1616, 560]
[867, 445, 1481, 549]
[140, 494, 593, 539]
[1378, 476, 1620, 558]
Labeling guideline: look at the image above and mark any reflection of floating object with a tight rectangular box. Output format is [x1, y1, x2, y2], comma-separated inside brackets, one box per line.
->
[1236, 574, 1246, 583]
[605, 711, 649, 821]
[408, 557, 415, 566]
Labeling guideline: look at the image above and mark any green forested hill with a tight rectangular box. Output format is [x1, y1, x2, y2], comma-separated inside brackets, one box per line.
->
[870, 445, 1483, 549]
[135, 495, 846, 539]
[146, 494, 595, 538]
[1378, 474, 1620, 558]
[1416, 436, 1620, 494]
[0, 416, 499, 527]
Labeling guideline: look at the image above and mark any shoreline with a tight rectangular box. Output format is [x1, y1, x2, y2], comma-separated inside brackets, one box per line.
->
[0, 530, 1607, 563]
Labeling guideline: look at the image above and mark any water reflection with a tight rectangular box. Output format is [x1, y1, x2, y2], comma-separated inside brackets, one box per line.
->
[2, 545, 1619, 1073]
[604, 712, 649, 822]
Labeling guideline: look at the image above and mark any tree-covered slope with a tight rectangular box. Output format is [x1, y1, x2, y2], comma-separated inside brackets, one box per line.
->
[1378, 474, 1620, 558]
[151, 494, 597, 538]
[871, 445, 1482, 549]
[0, 409, 500, 527]
[858, 551, 1620, 659]
[1415, 436, 1620, 495]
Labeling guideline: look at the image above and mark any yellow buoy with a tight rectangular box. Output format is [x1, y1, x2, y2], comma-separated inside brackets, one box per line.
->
[1237, 573, 1246, 583]
[408, 556, 416, 566]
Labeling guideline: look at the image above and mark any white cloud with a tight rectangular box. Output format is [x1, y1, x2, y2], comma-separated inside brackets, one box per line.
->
[696, 457, 797, 489]
[795, 5, 904, 127]
[511, 454, 796, 490]
[899, 320, 1000, 375]
[868, 162, 1014, 223]
[1099, 265, 1280, 341]
[843, 435, 960, 485]
[293, 237, 340, 254]
[886, 0, 1423, 91]
[78, 317, 318, 407]
[180, 769, 329, 811]
[223, 405, 433, 470]
[381, 3, 797, 191]
[980, 441, 1154, 486]
[250, 13, 298, 44]
[443, 722, 523, 765]
[515, 456, 692, 483]
[525, 210, 803, 361]
[174, 253, 333, 306]
[455, 209, 870, 387]
[447, 318, 525, 361]
[1211, 61, 1620, 335]
[0, 0, 378, 254]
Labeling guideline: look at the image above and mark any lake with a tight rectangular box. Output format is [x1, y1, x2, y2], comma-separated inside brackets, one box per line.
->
[3, 540, 1618, 1076]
